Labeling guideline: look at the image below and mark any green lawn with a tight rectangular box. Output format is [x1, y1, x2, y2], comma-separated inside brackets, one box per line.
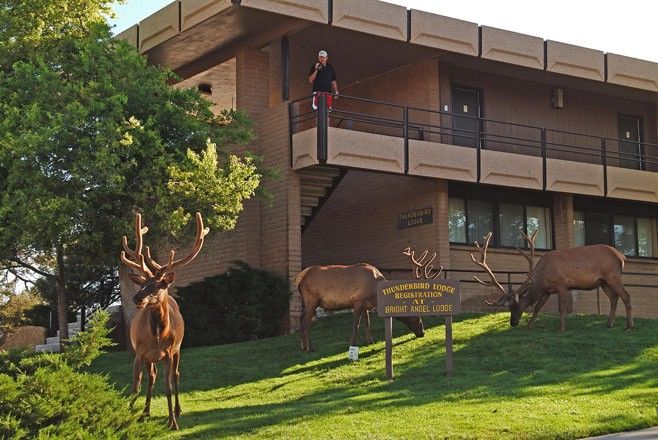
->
[90, 312, 658, 439]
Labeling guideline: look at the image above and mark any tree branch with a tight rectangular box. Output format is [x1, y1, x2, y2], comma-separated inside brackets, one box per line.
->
[9, 256, 56, 279]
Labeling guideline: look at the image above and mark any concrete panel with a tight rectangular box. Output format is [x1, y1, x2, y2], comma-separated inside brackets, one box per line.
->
[480, 150, 542, 189]
[332, 0, 407, 41]
[114, 25, 138, 48]
[545, 158, 604, 196]
[607, 167, 658, 203]
[408, 140, 477, 181]
[241, 0, 328, 23]
[607, 53, 658, 92]
[139, 1, 180, 53]
[327, 128, 404, 173]
[481, 26, 544, 70]
[181, 0, 232, 31]
[409, 10, 478, 56]
[546, 40, 604, 81]
[292, 128, 319, 169]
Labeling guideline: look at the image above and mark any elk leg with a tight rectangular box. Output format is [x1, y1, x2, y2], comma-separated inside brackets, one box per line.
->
[350, 304, 364, 346]
[130, 357, 143, 408]
[143, 362, 156, 417]
[363, 309, 374, 345]
[164, 358, 179, 430]
[557, 288, 568, 332]
[173, 351, 181, 417]
[605, 279, 634, 329]
[600, 283, 619, 328]
[528, 293, 551, 329]
[300, 299, 318, 352]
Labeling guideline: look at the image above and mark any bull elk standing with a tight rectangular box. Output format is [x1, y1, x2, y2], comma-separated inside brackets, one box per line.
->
[470, 231, 634, 332]
[295, 263, 425, 352]
[121, 212, 209, 430]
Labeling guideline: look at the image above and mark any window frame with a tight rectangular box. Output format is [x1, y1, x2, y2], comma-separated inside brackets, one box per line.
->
[449, 197, 554, 250]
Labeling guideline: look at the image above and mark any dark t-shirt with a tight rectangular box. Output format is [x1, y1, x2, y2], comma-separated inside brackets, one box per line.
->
[309, 63, 337, 93]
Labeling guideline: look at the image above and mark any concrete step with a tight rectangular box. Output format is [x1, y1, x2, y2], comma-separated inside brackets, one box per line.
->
[46, 336, 60, 344]
[56, 327, 80, 338]
[35, 343, 60, 353]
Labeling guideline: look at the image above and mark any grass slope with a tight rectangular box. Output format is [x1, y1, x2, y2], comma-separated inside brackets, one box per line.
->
[90, 312, 658, 439]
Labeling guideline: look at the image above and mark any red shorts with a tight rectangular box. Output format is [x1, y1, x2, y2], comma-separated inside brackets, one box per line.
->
[312, 92, 333, 110]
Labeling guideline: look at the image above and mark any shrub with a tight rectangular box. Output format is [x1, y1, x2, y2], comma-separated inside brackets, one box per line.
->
[177, 261, 291, 347]
[0, 311, 164, 438]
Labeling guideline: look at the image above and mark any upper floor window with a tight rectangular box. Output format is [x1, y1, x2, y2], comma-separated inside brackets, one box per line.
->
[449, 198, 553, 249]
[573, 211, 657, 257]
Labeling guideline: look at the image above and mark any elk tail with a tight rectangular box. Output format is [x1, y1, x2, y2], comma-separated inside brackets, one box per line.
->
[372, 266, 387, 281]
[294, 266, 313, 288]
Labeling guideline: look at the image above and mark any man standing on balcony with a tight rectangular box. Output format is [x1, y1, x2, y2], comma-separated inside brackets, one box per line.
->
[309, 50, 338, 110]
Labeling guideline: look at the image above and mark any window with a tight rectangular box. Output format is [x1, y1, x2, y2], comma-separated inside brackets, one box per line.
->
[573, 211, 585, 247]
[637, 218, 654, 257]
[613, 215, 636, 256]
[573, 210, 658, 258]
[467, 200, 493, 245]
[448, 198, 466, 243]
[449, 198, 553, 249]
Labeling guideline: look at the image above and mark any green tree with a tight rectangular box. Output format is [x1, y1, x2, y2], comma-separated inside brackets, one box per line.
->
[0, 2, 261, 344]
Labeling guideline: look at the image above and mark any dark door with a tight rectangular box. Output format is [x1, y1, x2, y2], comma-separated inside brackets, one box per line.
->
[617, 115, 642, 169]
[452, 87, 481, 147]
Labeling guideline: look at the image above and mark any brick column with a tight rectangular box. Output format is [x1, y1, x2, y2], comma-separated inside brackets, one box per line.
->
[553, 193, 574, 250]
[435, 179, 452, 270]
[553, 193, 574, 312]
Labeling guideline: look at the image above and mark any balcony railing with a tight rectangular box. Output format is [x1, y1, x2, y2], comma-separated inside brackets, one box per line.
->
[289, 93, 658, 192]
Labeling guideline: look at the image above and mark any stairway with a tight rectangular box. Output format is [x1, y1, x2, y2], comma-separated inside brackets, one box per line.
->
[299, 166, 347, 232]
[35, 316, 81, 353]
[34, 304, 121, 353]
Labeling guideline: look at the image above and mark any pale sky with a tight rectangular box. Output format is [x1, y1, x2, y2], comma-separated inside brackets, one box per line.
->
[108, 1, 658, 63]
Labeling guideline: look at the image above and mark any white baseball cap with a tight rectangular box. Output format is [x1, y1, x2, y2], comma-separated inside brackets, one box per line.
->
[318, 50, 328, 57]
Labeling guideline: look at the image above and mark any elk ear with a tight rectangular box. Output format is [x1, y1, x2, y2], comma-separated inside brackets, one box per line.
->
[129, 273, 147, 285]
[162, 272, 176, 286]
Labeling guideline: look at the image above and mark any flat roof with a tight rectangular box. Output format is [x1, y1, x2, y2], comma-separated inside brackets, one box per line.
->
[114, 0, 658, 94]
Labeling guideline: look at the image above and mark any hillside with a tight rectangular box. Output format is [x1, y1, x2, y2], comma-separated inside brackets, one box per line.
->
[90, 312, 658, 439]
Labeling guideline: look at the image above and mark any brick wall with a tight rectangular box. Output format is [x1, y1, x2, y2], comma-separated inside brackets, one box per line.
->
[302, 171, 447, 271]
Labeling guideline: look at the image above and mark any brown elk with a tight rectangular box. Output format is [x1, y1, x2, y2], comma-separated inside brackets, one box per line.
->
[120, 212, 208, 430]
[295, 263, 425, 352]
[470, 231, 634, 332]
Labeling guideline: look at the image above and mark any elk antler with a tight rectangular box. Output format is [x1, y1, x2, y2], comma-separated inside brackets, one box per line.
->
[159, 212, 210, 273]
[469, 232, 508, 305]
[120, 213, 154, 278]
[517, 229, 537, 273]
[403, 247, 443, 280]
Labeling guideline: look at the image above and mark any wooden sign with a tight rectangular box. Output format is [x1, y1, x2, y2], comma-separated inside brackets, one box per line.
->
[398, 208, 432, 229]
[377, 278, 460, 380]
[377, 279, 460, 317]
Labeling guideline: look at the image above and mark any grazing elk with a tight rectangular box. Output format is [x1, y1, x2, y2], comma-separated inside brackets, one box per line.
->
[470, 231, 634, 332]
[121, 212, 208, 430]
[295, 263, 425, 352]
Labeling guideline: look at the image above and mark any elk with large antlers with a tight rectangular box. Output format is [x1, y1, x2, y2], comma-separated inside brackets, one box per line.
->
[470, 231, 634, 332]
[121, 212, 209, 430]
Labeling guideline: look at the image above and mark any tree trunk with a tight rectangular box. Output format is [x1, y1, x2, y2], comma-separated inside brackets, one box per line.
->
[56, 245, 69, 347]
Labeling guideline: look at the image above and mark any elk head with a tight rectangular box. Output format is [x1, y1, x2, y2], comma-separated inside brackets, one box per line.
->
[121, 212, 209, 307]
[470, 230, 536, 327]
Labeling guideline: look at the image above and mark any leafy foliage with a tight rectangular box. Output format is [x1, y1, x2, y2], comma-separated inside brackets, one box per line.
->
[177, 261, 291, 347]
[0, 1, 261, 331]
[0, 310, 163, 439]
[0, 289, 46, 344]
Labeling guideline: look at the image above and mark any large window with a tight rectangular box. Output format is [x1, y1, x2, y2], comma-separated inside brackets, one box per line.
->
[449, 198, 553, 249]
[573, 210, 658, 258]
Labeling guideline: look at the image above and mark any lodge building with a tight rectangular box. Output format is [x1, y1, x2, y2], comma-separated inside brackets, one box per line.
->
[117, 0, 658, 329]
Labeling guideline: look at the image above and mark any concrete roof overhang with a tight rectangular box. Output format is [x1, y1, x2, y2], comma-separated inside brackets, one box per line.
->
[145, 5, 313, 79]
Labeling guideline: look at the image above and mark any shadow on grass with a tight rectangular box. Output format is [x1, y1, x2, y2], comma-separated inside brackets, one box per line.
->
[90, 312, 658, 438]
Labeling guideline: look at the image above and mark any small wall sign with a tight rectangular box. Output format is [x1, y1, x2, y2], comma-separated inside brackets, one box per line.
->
[398, 208, 433, 229]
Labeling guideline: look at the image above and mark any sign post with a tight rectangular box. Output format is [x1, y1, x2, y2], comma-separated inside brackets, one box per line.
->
[377, 279, 460, 379]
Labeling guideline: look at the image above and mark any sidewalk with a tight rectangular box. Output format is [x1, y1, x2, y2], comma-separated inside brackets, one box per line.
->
[580, 426, 658, 439]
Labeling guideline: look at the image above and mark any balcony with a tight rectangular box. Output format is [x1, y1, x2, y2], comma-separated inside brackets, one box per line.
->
[289, 94, 658, 203]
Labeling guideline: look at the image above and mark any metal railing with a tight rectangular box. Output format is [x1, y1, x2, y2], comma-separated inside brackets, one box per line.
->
[289, 93, 658, 185]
